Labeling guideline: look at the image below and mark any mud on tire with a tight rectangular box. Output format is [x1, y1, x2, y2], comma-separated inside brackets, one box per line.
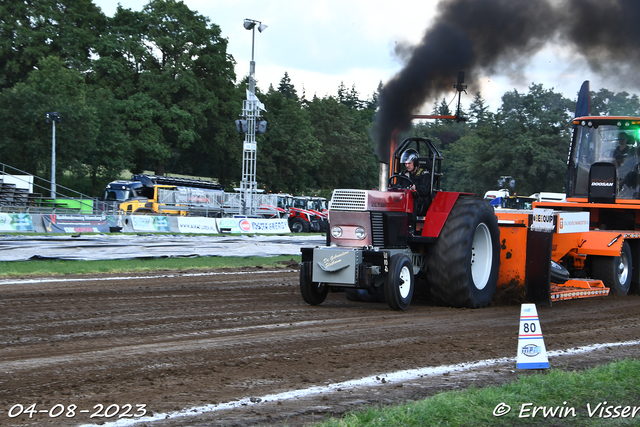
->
[426, 197, 500, 308]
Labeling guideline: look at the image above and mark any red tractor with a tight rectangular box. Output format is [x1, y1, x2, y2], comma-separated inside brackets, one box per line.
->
[300, 136, 502, 310]
[292, 196, 329, 232]
[279, 194, 326, 233]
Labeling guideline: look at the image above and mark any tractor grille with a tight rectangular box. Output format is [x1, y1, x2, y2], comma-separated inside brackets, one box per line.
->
[329, 189, 367, 211]
[371, 212, 385, 247]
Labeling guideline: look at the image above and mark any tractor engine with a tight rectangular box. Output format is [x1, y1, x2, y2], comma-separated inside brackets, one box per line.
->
[300, 188, 419, 300]
[327, 189, 413, 248]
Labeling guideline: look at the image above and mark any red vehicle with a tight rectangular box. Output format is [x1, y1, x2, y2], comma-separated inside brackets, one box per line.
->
[291, 196, 328, 233]
[300, 136, 501, 310]
[278, 194, 326, 233]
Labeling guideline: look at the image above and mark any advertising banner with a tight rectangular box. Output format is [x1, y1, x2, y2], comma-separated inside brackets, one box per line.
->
[216, 217, 290, 234]
[43, 214, 111, 233]
[130, 215, 171, 232]
[557, 212, 590, 234]
[530, 208, 555, 232]
[176, 217, 219, 234]
[0, 213, 34, 232]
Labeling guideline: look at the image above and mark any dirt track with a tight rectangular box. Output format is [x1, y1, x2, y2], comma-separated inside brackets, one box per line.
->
[0, 265, 639, 427]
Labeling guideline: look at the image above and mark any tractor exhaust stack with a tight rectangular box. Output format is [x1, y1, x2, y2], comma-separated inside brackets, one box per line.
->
[379, 162, 389, 192]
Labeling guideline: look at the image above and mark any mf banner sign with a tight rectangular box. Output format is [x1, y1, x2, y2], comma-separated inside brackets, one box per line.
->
[0, 213, 34, 232]
[216, 218, 290, 234]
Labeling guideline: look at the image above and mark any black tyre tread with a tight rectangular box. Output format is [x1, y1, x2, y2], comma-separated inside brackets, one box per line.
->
[300, 261, 328, 305]
[290, 218, 309, 233]
[550, 260, 570, 284]
[385, 254, 414, 311]
[591, 242, 632, 295]
[426, 198, 500, 308]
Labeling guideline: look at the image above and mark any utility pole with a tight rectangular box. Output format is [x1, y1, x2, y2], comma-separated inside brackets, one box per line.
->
[46, 112, 61, 199]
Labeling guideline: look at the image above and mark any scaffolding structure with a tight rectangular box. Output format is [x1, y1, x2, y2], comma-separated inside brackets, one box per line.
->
[240, 91, 262, 216]
[238, 18, 267, 216]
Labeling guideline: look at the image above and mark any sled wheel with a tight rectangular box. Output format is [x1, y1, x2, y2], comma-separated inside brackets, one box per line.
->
[592, 241, 632, 295]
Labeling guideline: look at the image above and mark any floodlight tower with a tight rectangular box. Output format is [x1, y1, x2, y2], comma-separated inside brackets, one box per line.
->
[240, 18, 267, 215]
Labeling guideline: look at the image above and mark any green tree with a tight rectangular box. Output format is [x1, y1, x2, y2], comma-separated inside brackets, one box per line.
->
[443, 127, 504, 194]
[0, 56, 98, 192]
[277, 72, 298, 101]
[468, 91, 493, 127]
[307, 96, 377, 190]
[366, 81, 383, 110]
[82, 86, 131, 195]
[0, 0, 105, 89]
[590, 89, 640, 116]
[432, 98, 453, 116]
[443, 84, 573, 196]
[258, 90, 321, 193]
[336, 82, 363, 109]
[90, 0, 238, 178]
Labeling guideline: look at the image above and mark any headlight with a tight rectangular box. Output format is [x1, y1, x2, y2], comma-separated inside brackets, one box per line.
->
[331, 226, 342, 238]
[355, 227, 366, 239]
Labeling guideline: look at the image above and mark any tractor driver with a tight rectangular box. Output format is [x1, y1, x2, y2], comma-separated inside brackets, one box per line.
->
[614, 132, 633, 167]
[400, 148, 432, 217]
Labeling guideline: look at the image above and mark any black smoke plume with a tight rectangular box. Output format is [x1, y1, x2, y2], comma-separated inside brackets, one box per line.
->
[372, 0, 640, 162]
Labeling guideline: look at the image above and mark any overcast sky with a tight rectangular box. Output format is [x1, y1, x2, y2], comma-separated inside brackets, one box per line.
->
[93, 0, 624, 113]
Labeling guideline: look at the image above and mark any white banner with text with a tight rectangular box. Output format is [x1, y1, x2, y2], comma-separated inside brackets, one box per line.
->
[216, 217, 290, 234]
[176, 217, 219, 234]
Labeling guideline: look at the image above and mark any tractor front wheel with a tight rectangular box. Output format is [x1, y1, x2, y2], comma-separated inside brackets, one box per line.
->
[300, 261, 328, 305]
[427, 198, 500, 308]
[385, 254, 414, 310]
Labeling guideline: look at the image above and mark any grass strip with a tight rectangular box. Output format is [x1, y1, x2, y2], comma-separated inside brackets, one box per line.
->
[0, 255, 301, 277]
[317, 359, 640, 426]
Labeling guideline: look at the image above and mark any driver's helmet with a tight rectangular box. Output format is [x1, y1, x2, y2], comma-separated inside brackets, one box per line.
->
[400, 149, 419, 168]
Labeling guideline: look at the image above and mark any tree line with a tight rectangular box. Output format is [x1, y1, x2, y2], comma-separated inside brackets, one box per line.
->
[1, 0, 640, 199]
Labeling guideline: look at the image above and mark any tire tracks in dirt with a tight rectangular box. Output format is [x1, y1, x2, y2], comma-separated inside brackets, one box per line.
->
[0, 269, 639, 426]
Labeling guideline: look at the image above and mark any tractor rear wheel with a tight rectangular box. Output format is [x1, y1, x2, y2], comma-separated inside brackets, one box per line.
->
[591, 241, 632, 295]
[427, 198, 500, 308]
[384, 254, 414, 310]
[300, 261, 328, 305]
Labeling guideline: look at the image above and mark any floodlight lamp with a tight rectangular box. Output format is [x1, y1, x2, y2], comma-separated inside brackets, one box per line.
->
[258, 23, 268, 33]
[243, 19, 256, 30]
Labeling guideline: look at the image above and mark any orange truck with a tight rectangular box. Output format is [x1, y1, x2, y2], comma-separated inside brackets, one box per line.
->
[495, 115, 640, 305]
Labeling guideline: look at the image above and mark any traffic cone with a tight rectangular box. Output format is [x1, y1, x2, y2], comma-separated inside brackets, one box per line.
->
[516, 303, 549, 369]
